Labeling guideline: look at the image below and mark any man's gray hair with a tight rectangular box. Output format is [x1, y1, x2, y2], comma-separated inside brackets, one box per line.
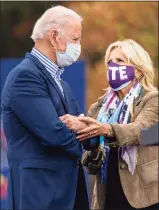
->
[31, 5, 82, 42]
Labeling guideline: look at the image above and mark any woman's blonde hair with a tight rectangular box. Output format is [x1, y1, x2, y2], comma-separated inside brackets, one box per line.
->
[105, 39, 156, 91]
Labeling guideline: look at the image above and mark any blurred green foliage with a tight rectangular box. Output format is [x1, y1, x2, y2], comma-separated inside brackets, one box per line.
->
[1, 1, 158, 107]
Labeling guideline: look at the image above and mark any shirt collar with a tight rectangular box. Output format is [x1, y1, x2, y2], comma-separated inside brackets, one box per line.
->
[31, 48, 64, 79]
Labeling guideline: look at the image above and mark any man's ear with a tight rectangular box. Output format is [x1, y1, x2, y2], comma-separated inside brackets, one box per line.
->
[49, 29, 58, 46]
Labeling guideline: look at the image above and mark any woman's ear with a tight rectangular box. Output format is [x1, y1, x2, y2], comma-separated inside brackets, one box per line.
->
[134, 69, 143, 81]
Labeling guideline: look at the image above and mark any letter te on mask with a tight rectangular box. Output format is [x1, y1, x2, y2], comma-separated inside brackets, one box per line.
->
[109, 67, 118, 80]
[119, 66, 128, 80]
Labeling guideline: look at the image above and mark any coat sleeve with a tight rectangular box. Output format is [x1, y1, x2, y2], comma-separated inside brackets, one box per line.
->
[81, 102, 100, 151]
[10, 69, 82, 158]
[110, 92, 158, 146]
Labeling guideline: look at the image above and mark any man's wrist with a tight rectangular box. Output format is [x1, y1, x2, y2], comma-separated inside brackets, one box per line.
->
[101, 124, 108, 136]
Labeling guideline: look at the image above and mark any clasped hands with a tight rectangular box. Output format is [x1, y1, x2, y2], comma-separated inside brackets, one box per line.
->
[59, 114, 108, 141]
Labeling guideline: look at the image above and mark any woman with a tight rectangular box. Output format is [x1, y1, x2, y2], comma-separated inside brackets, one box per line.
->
[60, 39, 158, 209]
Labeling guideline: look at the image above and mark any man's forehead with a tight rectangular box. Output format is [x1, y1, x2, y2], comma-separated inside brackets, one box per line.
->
[66, 23, 82, 36]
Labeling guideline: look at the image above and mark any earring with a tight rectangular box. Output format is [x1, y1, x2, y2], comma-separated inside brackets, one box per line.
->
[134, 75, 139, 81]
[136, 75, 143, 81]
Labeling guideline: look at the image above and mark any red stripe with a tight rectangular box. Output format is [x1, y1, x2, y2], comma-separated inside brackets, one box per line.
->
[106, 93, 116, 110]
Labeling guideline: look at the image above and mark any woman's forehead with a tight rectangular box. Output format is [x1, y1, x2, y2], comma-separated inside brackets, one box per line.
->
[109, 47, 127, 59]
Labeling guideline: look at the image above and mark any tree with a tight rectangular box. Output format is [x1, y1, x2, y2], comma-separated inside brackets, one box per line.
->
[1, 1, 158, 107]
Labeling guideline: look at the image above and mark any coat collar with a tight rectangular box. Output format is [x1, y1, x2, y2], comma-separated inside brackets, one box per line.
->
[25, 53, 68, 113]
[134, 87, 149, 106]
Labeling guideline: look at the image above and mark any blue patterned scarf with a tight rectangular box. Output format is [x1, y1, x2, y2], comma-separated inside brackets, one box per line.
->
[97, 82, 142, 183]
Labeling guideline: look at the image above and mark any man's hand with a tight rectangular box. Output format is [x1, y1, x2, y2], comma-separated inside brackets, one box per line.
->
[59, 114, 87, 132]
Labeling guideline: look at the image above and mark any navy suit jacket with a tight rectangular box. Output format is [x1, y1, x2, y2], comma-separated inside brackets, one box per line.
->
[1, 53, 99, 210]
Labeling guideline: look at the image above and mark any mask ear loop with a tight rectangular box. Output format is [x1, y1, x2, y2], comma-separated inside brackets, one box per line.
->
[130, 60, 143, 82]
[138, 74, 144, 81]
[55, 30, 69, 54]
[128, 45, 144, 82]
[134, 74, 144, 81]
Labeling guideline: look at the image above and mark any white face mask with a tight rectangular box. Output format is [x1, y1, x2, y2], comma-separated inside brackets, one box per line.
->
[56, 43, 81, 68]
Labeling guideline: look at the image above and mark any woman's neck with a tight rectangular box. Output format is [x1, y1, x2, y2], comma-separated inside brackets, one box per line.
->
[117, 80, 136, 101]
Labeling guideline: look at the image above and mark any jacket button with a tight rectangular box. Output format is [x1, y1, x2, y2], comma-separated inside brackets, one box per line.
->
[120, 163, 126, 170]
[77, 160, 81, 167]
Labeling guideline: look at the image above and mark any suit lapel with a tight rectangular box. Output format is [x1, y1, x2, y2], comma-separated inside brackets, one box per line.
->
[60, 80, 71, 113]
[41, 68, 69, 112]
[134, 95, 143, 107]
[134, 87, 148, 107]
[25, 53, 68, 113]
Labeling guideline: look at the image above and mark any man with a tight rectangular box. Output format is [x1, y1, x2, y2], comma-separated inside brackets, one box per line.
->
[1, 6, 98, 210]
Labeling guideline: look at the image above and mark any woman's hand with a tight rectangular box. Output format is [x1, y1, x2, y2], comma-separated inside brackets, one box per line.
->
[59, 114, 87, 132]
[77, 116, 108, 141]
